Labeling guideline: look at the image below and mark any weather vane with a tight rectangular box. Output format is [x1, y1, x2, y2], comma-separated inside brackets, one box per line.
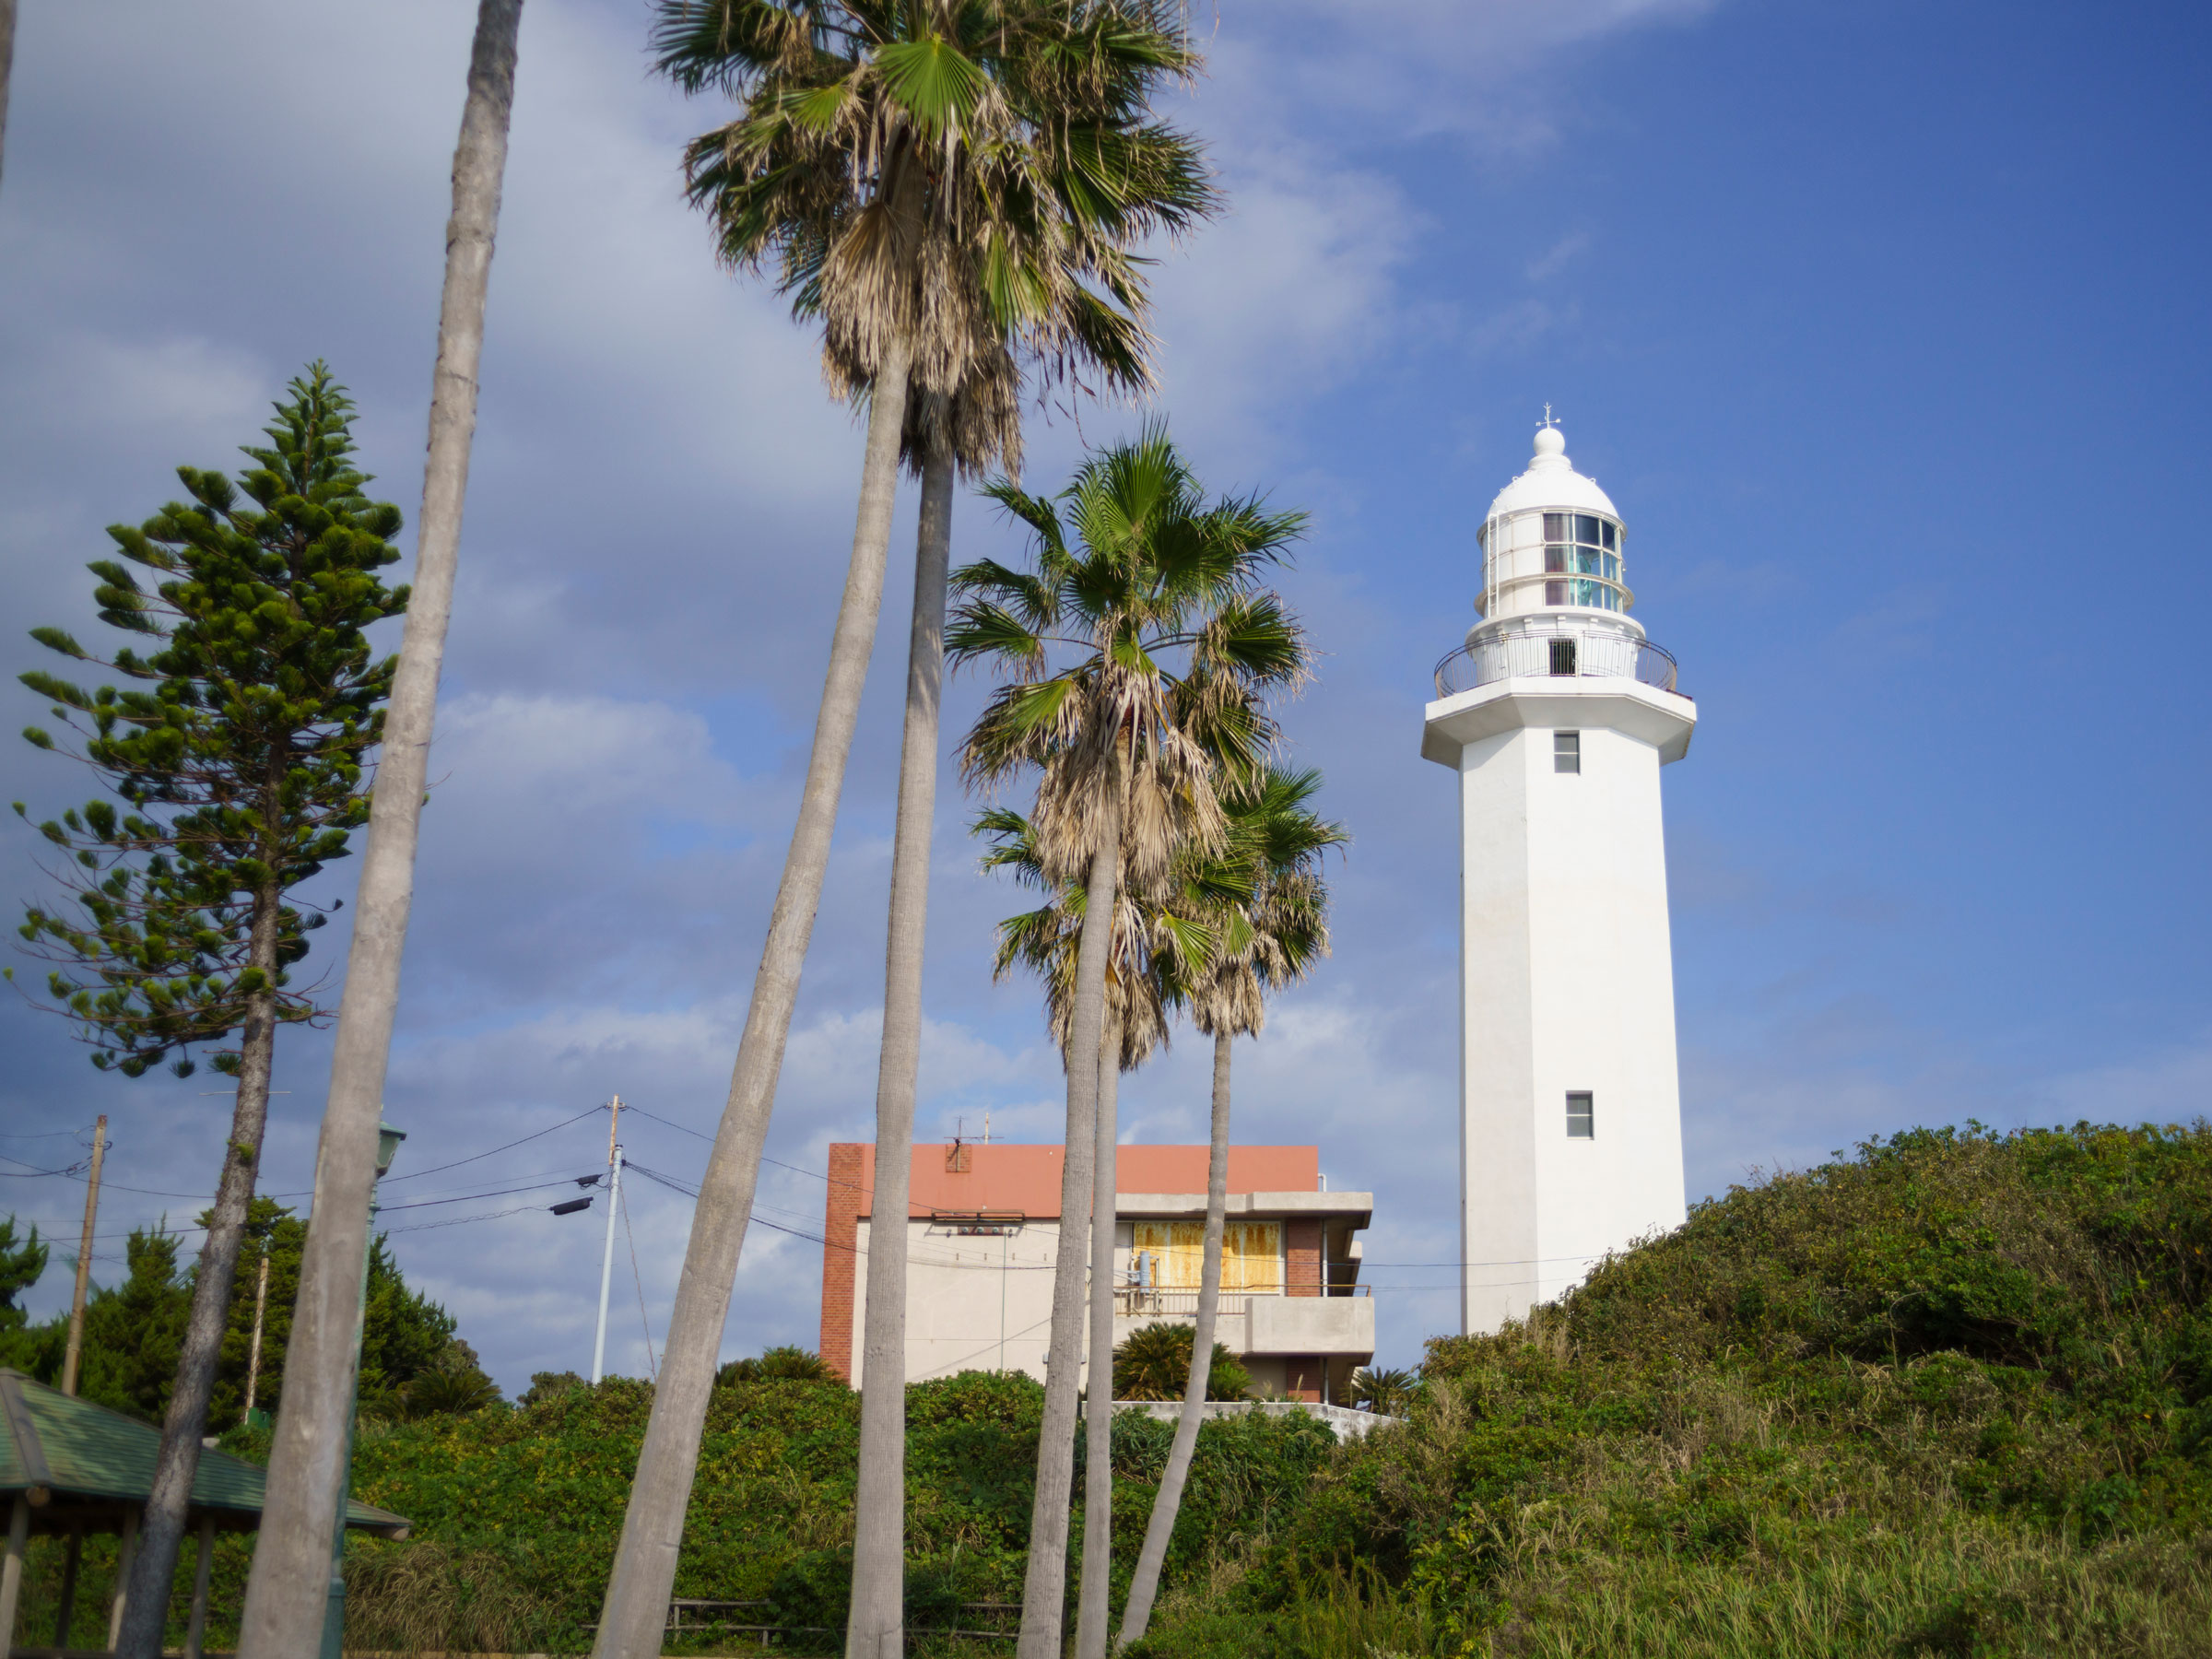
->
[1541, 403, 1557, 429]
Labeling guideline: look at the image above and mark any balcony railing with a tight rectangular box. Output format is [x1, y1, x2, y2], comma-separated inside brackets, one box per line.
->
[1433, 631, 1679, 698]
[1113, 1285, 1372, 1317]
[1115, 1289, 1254, 1318]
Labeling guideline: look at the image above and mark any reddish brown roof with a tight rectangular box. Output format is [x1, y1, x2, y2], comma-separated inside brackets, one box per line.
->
[835, 1143, 1319, 1221]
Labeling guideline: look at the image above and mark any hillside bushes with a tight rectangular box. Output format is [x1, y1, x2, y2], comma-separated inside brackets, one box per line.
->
[21, 1121, 2206, 1655]
[1129, 1122, 2212, 1656]
[213, 1365, 1329, 1653]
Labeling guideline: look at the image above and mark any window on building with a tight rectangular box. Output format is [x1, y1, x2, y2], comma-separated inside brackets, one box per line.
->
[1134, 1218, 1284, 1292]
[1538, 512, 1625, 608]
[1566, 1091, 1594, 1138]
[1555, 731, 1581, 773]
[1548, 638, 1578, 677]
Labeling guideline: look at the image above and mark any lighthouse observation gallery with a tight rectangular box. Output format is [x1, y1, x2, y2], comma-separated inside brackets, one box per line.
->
[1421, 423, 1697, 1335]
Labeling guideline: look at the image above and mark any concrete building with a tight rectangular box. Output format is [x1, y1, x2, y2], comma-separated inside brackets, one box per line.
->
[1421, 420, 1697, 1335]
[819, 1142, 1375, 1402]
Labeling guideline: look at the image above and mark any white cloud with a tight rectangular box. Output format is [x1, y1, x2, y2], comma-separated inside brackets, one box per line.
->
[1526, 231, 1594, 283]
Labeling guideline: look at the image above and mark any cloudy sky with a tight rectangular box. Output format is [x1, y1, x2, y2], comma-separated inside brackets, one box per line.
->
[2, 0, 2207, 1390]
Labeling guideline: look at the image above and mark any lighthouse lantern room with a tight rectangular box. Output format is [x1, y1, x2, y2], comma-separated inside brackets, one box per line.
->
[1421, 420, 1697, 1335]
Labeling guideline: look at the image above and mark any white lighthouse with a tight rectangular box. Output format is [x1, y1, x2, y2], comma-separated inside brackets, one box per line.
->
[1420, 420, 1696, 1335]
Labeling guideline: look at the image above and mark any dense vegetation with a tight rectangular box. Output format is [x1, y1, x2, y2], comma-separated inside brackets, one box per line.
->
[1, 1367, 1336, 1654]
[1135, 1122, 2212, 1656]
[0, 1198, 483, 1425]
[10, 1121, 2212, 1656]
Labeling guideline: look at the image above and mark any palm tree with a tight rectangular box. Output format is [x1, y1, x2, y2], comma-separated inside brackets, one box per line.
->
[949, 431, 1311, 1659]
[0, 0, 17, 196]
[1347, 1365, 1419, 1418]
[979, 803, 1202, 1659]
[1115, 768, 1343, 1649]
[1111, 1324, 1250, 1402]
[234, 6, 524, 1653]
[606, 9, 1211, 1657]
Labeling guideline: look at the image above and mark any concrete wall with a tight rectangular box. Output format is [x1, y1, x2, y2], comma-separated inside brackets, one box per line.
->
[1110, 1399, 1401, 1441]
[1453, 689, 1688, 1333]
[847, 1217, 1067, 1390]
[842, 1216, 1377, 1392]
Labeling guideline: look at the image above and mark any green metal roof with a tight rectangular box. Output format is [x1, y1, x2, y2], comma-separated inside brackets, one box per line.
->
[0, 1371, 407, 1535]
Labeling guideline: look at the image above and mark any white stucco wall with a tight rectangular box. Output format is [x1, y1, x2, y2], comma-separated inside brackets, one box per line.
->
[1446, 683, 1691, 1334]
[847, 1207, 1378, 1390]
[848, 1217, 1067, 1390]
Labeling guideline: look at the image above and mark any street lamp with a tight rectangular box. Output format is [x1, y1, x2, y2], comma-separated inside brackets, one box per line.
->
[320, 1122, 405, 1659]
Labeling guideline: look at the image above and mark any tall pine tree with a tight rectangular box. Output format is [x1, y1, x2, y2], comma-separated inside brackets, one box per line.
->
[0, 1217, 44, 1334]
[11, 363, 406, 1640]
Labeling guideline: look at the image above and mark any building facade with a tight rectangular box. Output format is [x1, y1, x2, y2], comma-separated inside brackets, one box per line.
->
[1421, 422, 1697, 1335]
[819, 1142, 1374, 1403]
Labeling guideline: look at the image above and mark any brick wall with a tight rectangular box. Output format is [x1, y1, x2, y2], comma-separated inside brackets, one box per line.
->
[819, 1143, 866, 1382]
[1287, 1218, 1323, 1298]
[1283, 1356, 1323, 1404]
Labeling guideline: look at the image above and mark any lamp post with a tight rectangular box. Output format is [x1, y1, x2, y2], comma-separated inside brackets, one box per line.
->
[319, 1122, 406, 1659]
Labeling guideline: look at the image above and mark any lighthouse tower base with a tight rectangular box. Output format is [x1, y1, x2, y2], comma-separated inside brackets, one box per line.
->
[1422, 677, 1694, 1335]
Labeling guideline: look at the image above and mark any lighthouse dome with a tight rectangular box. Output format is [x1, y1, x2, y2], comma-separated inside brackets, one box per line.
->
[1468, 420, 1635, 631]
[1487, 425, 1618, 520]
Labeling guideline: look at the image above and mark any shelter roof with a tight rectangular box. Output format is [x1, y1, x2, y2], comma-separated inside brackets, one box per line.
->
[0, 1370, 407, 1537]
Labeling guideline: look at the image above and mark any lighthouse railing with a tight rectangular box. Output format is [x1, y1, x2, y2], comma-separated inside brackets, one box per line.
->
[1433, 634, 1679, 698]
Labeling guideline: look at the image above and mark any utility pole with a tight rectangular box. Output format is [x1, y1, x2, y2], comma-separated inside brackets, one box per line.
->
[242, 1248, 271, 1426]
[61, 1115, 107, 1396]
[53, 1115, 107, 1650]
[591, 1096, 624, 1385]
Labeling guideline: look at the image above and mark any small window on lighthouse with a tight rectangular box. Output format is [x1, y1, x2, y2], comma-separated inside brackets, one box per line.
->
[1554, 731, 1581, 773]
[1566, 1092, 1595, 1138]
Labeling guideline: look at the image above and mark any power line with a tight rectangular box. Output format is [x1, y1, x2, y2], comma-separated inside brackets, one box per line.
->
[378, 1104, 608, 1185]
[383, 1203, 547, 1235]
[619, 1182, 657, 1381]
[373, 1174, 602, 1214]
[616, 1102, 874, 1201]
[1, 1102, 610, 1210]
[0, 1154, 92, 1179]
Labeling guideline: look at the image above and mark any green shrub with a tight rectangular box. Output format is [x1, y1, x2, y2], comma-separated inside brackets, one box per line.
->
[1112, 1321, 1254, 1400]
[123, 1123, 2212, 1657]
[1134, 1121, 2212, 1656]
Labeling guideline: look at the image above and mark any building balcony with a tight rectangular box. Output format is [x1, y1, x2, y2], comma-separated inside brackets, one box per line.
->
[1434, 628, 1679, 698]
[1111, 1287, 1375, 1362]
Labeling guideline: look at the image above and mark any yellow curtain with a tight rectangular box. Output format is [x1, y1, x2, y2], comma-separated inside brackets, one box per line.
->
[1131, 1220, 1281, 1292]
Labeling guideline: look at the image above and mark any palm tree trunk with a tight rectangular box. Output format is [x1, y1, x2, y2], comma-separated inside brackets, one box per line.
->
[0, 0, 17, 196]
[591, 337, 915, 1659]
[1074, 1006, 1124, 1659]
[115, 880, 283, 1659]
[233, 6, 523, 1653]
[844, 430, 954, 1659]
[1115, 1024, 1231, 1648]
[1017, 794, 1124, 1659]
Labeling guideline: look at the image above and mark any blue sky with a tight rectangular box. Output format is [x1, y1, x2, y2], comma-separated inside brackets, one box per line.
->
[1, 0, 2207, 1389]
